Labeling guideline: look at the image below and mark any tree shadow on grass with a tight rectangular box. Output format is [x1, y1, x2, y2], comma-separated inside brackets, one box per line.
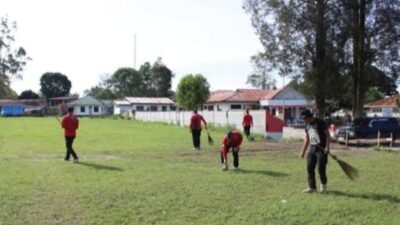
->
[328, 190, 400, 203]
[234, 169, 288, 177]
[76, 162, 123, 171]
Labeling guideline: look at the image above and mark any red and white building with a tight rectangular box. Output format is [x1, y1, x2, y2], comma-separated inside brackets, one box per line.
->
[204, 86, 313, 138]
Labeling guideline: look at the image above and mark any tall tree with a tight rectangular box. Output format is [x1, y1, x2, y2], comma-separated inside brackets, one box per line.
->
[244, 0, 340, 117]
[176, 74, 210, 110]
[18, 90, 39, 99]
[151, 58, 174, 97]
[0, 16, 30, 98]
[246, 55, 276, 89]
[107, 68, 143, 97]
[40, 72, 72, 98]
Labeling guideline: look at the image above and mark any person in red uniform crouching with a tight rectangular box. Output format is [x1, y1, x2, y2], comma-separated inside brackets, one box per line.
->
[62, 107, 79, 163]
[221, 129, 243, 170]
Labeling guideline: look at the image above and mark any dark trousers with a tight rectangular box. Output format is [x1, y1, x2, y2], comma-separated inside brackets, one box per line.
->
[65, 136, 78, 160]
[306, 145, 328, 189]
[244, 126, 251, 137]
[192, 129, 201, 148]
[220, 147, 239, 167]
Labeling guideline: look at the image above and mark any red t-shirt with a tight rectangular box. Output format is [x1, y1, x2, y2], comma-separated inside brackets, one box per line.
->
[189, 114, 207, 131]
[221, 130, 243, 162]
[62, 113, 79, 137]
[242, 114, 253, 127]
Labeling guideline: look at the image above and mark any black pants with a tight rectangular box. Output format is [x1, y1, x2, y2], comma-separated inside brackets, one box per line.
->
[306, 145, 328, 189]
[65, 136, 78, 160]
[192, 129, 201, 148]
[244, 126, 251, 137]
[220, 147, 239, 167]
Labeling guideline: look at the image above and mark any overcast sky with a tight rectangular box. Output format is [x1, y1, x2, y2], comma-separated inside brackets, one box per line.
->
[1, 0, 285, 96]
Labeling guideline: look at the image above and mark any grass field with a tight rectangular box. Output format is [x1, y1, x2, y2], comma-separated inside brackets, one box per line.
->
[0, 117, 399, 225]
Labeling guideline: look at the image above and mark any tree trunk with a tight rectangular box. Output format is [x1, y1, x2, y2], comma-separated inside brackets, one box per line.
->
[315, 0, 326, 118]
[351, 0, 366, 119]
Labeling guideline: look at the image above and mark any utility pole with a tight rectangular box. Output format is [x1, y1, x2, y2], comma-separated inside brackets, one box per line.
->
[134, 34, 137, 70]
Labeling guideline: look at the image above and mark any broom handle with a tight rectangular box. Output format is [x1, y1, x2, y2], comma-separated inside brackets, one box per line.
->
[316, 144, 338, 161]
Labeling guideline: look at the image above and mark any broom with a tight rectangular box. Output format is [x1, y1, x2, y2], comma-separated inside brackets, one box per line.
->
[206, 128, 214, 145]
[316, 145, 359, 180]
[329, 153, 359, 180]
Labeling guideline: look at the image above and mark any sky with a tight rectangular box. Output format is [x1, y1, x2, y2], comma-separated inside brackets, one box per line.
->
[1, 0, 285, 96]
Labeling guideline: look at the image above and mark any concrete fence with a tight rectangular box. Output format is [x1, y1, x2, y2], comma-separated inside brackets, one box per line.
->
[134, 110, 267, 135]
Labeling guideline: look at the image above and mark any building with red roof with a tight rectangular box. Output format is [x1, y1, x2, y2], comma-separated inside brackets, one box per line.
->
[364, 95, 400, 117]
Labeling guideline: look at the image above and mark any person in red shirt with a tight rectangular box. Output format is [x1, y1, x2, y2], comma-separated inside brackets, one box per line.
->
[189, 109, 207, 150]
[221, 129, 243, 170]
[61, 107, 79, 162]
[242, 109, 253, 140]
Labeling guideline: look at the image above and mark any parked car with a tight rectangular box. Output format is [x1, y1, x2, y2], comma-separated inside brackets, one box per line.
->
[335, 117, 400, 142]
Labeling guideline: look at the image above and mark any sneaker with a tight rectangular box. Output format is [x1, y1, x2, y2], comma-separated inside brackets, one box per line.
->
[320, 184, 327, 193]
[73, 159, 79, 163]
[303, 188, 317, 193]
[222, 164, 228, 171]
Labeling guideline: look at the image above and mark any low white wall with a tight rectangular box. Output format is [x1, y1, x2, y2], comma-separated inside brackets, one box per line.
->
[283, 126, 305, 139]
[135, 110, 267, 135]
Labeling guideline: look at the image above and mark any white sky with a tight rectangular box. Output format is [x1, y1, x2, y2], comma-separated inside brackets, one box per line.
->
[1, 0, 285, 96]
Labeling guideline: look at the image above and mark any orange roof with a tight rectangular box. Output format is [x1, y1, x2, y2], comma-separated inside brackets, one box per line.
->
[364, 95, 400, 108]
[207, 88, 282, 103]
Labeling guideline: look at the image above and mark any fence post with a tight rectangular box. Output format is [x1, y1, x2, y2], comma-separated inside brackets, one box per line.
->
[390, 132, 393, 149]
[345, 129, 349, 150]
[377, 130, 381, 147]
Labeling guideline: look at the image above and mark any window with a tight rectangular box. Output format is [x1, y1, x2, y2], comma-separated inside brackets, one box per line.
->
[150, 106, 158, 111]
[230, 104, 241, 110]
[80, 106, 85, 113]
[94, 106, 99, 113]
[162, 106, 167, 111]
[207, 105, 214, 111]
[136, 106, 144, 111]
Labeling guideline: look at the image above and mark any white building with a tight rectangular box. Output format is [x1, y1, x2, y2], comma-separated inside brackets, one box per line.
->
[67, 96, 113, 116]
[113, 97, 175, 115]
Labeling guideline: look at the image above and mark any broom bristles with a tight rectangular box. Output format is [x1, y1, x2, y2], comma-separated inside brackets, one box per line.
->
[330, 153, 359, 180]
[337, 159, 359, 180]
[207, 133, 214, 145]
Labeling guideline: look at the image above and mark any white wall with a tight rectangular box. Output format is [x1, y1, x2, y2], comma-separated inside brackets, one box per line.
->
[134, 110, 267, 135]
[73, 105, 104, 116]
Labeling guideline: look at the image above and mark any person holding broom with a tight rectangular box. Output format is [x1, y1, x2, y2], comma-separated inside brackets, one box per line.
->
[300, 109, 330, 193]
[189, 109, 207, 150]
[61, 107, 79, 163]
[221, 129, 243, 170]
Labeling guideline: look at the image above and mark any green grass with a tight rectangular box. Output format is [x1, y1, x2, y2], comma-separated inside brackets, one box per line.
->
[0, 117, 399, 225]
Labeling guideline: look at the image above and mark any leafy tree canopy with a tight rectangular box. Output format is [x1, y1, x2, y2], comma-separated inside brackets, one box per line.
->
[18, 90, 39, 99]
[40, 72, 72, 98]
[176, 74, 210, 110]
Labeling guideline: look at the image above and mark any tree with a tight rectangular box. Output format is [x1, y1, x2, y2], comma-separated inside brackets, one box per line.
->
[18, 90, 39, 99]
[246, 55, 276, 89]
[243, 0, 341, 117]
[364, 87, 384, 104]
[0, 16, 30, 98]
[151, 58, 174, 97]
[84, 86, 115, 99]
[40, 72, 72, 98]
[176, 74, 210, 110]
[107, 68, 143, 97]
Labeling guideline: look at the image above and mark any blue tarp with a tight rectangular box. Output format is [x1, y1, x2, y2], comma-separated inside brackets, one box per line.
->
[1, 105, 24, 116]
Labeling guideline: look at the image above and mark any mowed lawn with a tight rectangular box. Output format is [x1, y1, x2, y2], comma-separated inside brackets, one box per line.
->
[0, 117, 399, 225]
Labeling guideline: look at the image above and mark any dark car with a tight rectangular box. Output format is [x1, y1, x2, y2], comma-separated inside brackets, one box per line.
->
[335, 117, 400, 142]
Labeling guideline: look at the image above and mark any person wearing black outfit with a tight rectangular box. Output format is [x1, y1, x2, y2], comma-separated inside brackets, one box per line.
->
[300, 109, 330, 193]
